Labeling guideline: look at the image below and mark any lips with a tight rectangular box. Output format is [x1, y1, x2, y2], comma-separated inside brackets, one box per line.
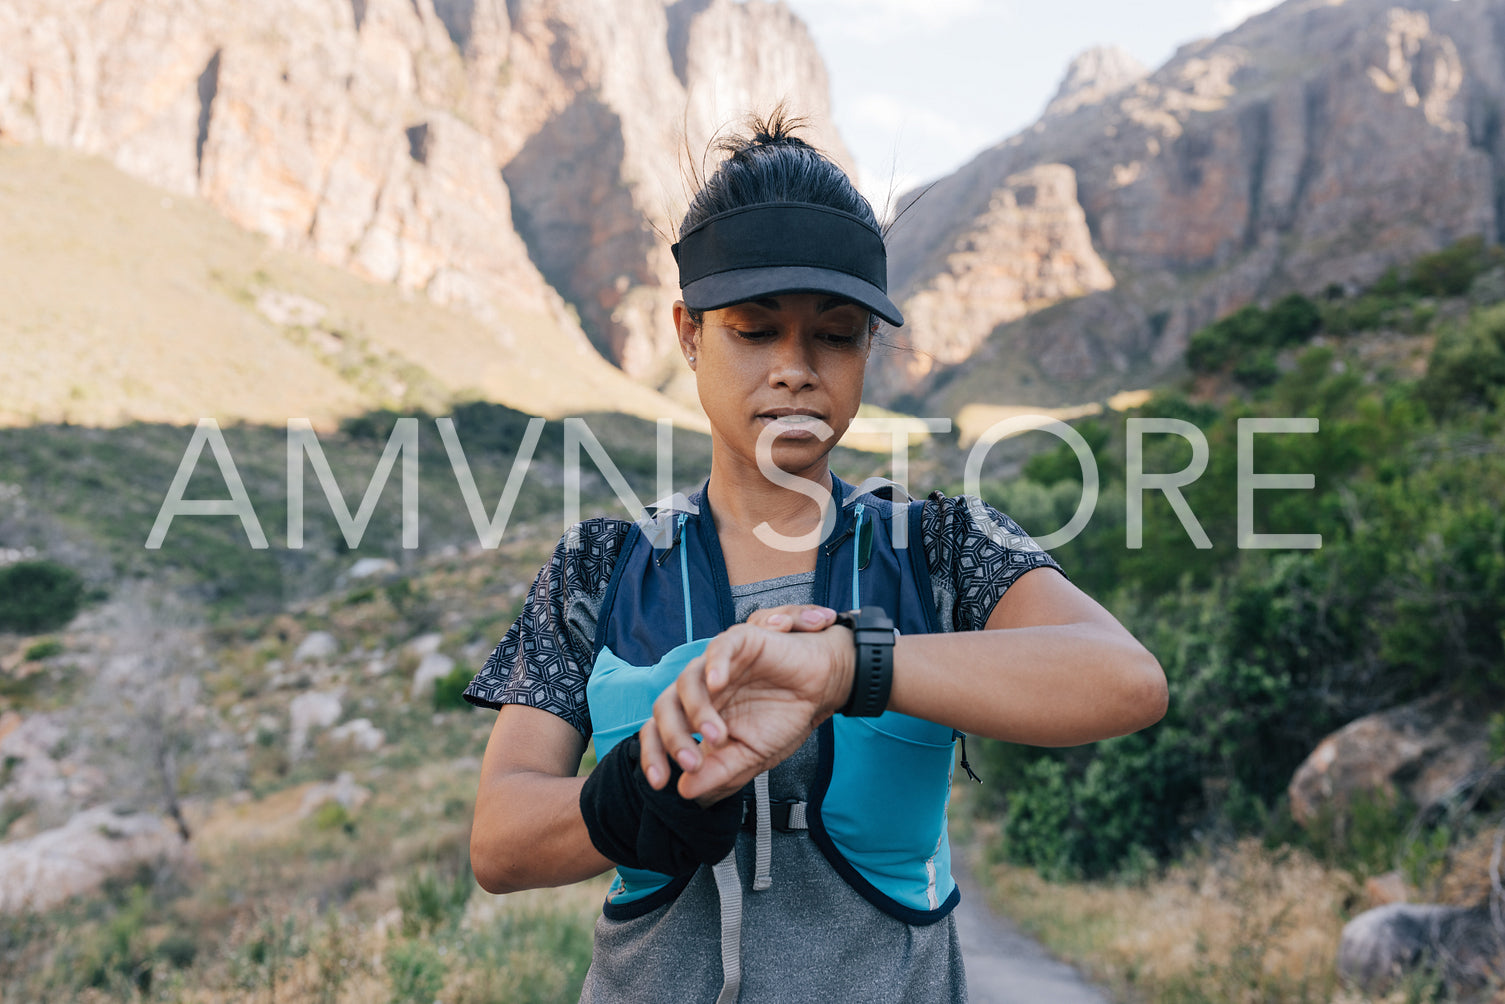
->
[757, 408, 824, 421]
[756, 408, 828, 439]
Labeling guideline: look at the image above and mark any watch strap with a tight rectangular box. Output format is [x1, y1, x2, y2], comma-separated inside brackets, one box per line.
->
[834, 606, 895, 717]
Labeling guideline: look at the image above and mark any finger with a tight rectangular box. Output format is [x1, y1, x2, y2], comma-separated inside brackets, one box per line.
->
[794, 605, 836, 631]
[675, 653, 727, 747]
[745, 604, 836, 633]
[703, 627, 756, 693]
[636, 720, 670, 791]
[652, 681, 702, 774]
[677, 743, 762, 802]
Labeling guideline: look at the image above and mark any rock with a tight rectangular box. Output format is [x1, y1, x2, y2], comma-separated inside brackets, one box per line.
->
[0, 710, 21, 748]
[404, 632, 444, 659]
[1337, 902, 1502, 997]
[0, 713, 71, 818]
[288, 689, 343, 757]
[293, 631, 339, 664]
[0, 0, 844, 386]
[888, 163, 1116, 391]
[1288, 693, 1492, 828]
[298, 771, 371, 818]
[254, 289, 327, 328]
[344, 557, 398, 581]
[327, 718, 385, 753]
[884, 0, 1505, 408]
[1044, 46, 1149, 118]
[0, 806, 184, 914]
[410, 652, 456, 701]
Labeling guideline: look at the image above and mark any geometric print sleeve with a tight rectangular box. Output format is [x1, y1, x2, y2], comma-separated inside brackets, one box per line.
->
[462, 517, 632, 738]
[920, 493, 1065, 634]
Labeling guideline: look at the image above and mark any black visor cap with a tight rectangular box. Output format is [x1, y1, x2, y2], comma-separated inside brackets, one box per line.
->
[672, 202, 904, 327]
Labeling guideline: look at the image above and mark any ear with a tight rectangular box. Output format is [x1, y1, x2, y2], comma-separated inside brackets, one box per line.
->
[673, 300, 700, 366]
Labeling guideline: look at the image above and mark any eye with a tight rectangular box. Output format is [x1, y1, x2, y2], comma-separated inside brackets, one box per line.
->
[819, 331, 862, 347]
[732, 328, 777, 341]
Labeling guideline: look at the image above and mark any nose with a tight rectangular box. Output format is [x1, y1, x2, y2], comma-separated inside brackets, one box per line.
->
[767, 331, 817, 391]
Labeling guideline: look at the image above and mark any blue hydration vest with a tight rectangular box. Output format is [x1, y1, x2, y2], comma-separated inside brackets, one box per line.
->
[584, 475, 961, 924]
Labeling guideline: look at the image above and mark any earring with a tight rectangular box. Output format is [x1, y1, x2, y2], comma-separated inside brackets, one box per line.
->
[688, 355, 696, 364]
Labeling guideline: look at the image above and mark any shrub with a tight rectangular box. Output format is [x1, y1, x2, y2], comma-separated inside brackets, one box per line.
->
[397, 862, 472, 937]
[432, 662, 476, 712]
[1407, 235, 1490, 297]
[22, 638, 63, 661]
[1232, 347, 1279, 387]
[385, 940, 446, 1004]
[1419, 304, 1505, 416]
[1265, 293, 1322, 346]
[0, 560, 84, 633]
[310, 802, 354, 834]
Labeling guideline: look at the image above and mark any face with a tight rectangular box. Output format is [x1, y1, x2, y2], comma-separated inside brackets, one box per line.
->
[675, 293, 872, 480]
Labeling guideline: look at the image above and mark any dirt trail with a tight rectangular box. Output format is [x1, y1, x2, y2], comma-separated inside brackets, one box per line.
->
[952, 848, 1116, 1004]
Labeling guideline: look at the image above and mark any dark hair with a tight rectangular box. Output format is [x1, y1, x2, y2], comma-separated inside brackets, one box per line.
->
[680, 107, 878, 237]
[679, 107, 881, 328]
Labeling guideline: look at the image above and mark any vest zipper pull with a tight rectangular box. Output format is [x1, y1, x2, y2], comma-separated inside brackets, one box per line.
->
[655, 512, 686, 567]
[954, 730, 982, 784]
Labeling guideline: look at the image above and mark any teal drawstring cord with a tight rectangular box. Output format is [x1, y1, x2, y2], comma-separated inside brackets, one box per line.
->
[851, 503, 865, 608]
[678, 513, 692, 644]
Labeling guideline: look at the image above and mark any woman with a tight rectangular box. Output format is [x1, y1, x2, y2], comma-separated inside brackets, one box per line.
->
[465, 112, 1167, 1003]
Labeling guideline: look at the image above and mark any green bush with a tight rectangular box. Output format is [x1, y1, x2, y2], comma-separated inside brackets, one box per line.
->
[1419, 304, 1505, 416]
[1265, 293, 1322, 346]
[310, 802, 355, 834]
[0, 560, 84, 633]
[1407, 235, 1491, 297]
[385, 940, 446, 1004]
[22, 638, 63, 661]
[1232, 347, 1279, 387]
[432, 662, 476, 712]
[397, 862, 472, 938]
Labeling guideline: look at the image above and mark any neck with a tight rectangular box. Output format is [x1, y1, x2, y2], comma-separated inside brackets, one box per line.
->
[704, 453, 835, 542]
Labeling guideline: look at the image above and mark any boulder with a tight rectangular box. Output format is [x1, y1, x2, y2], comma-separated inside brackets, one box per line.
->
[297, 771, 371, 818]
[1288, 693, 1493, 828]
[327, 718, 385, 753]
[1338, 902, 1502, 997]
[292, 630, 339, 664]
[344, 557, 398, 581]
[410, 652, 456, 701]
[287, 689, 343, 757]
[403, 632, 444, 659]
[0, 806, 184, 914]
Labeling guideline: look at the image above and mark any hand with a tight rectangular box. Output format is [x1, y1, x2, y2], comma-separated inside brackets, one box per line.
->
[637, 607, 854, 802]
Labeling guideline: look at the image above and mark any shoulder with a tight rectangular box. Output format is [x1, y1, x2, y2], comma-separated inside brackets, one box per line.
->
[920, 491, 1050, 563]
[545, 516, 635, 592]
[918, 490, 1063, 632]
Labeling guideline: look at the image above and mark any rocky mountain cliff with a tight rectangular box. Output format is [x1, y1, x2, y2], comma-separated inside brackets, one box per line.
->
[880, 0, 1505, 411]
[7, 0, 1505, 423]
[0, 0, 847, 407]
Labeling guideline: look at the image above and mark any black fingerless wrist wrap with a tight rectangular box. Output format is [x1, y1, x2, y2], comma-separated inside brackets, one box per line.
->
[578, 737, 742, 876]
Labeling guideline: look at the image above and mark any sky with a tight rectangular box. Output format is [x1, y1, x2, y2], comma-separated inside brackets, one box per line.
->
[781, 0, 1285, 214]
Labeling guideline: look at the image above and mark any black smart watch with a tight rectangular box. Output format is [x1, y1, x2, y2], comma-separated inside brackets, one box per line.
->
[833, 606, 896, 717]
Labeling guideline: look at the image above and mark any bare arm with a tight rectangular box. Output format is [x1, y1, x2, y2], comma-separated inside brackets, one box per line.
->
[888, 566, 1167, 747]
[470, 704, 614, 894]
[642, 567, 1168, 801]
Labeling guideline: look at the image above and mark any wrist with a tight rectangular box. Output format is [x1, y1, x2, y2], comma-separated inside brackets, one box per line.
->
[831, 607, 896, 717]
[821, 625, 857, 718]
